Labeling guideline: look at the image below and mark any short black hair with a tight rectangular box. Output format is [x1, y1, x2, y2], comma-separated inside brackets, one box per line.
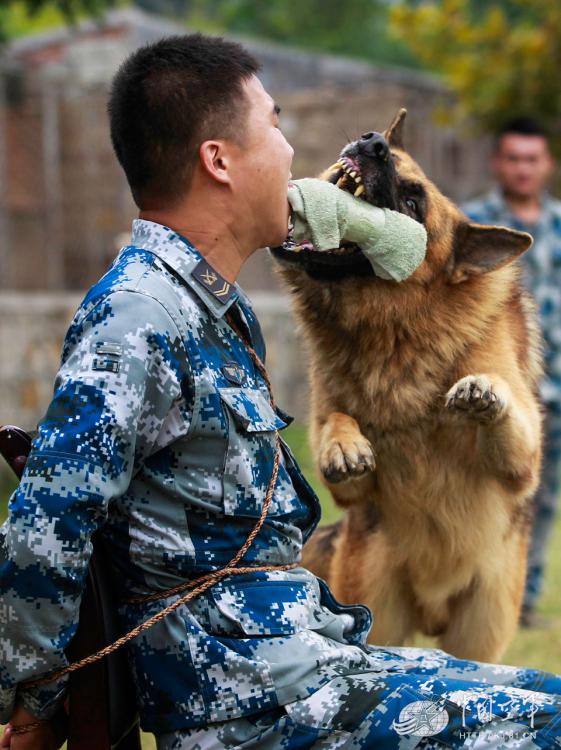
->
[497, 116, 549, 142]
[108, 34, 260, 208]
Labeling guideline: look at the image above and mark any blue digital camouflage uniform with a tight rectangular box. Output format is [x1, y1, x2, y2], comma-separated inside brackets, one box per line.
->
[3, 218, 561, 748]
[463, 189, 561, 612]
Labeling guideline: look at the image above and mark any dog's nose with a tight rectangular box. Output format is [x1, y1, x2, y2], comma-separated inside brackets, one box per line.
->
[358, 131, 389, 160]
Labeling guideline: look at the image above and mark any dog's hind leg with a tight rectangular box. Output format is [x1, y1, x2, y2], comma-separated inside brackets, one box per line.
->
[437, 534, 528, 662]
[327, 511, 415, 647]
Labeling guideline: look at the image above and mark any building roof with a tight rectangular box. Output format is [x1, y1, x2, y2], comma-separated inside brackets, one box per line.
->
[3, 7, 443, 93]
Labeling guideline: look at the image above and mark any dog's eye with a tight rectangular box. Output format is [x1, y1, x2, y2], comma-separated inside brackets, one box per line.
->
[405, 198, 418, 213]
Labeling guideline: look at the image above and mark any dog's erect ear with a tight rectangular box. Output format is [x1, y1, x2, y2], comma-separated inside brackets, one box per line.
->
[450, 223, 532, 284]
[385, 108, 407, 149]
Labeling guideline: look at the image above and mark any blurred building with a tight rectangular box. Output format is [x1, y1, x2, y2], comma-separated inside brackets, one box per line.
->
[0, 7, 493, 293]
[0, 9, 494, 428]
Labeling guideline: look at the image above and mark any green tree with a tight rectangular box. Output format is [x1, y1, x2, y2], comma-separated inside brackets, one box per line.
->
[20, 0, 115, 22]
[0, 0, 116, 42]
[175, 0, 418, 67]
[391, 0, 561, 139]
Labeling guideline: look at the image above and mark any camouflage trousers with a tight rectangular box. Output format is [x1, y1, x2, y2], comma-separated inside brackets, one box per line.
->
[156, 646, 561, 749]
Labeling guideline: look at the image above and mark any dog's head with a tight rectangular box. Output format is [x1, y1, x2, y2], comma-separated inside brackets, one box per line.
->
[273, 109, 532, 285]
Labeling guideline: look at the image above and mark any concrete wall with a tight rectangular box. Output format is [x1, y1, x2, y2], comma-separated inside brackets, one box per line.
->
[0, 293, 80, 429]
[0, 290, 309, 432]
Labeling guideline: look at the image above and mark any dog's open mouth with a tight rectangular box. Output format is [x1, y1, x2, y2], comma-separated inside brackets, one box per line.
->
[271, 134, 398, 279]
[328, 155, 366, 200]
[271, 154, 370, 271]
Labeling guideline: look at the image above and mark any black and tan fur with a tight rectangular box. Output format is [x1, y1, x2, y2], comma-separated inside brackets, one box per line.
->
[273, 110, 543, 662]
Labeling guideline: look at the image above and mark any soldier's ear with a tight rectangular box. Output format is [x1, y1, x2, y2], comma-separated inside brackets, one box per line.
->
[449, 223, 532, 284]
[385, 108, 407, 149]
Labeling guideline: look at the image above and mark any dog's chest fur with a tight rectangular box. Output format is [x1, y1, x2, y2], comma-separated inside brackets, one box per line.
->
[294, 272, 533, 557]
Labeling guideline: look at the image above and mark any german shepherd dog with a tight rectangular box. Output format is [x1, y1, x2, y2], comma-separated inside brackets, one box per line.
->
[272, 110, 543, 662]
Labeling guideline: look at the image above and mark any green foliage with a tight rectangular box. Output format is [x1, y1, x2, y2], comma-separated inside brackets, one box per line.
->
[21, 0, 116, 23]
[1, 0, 419, 68]
[391, 0, 561, 138]
[146, 0, 419, 68]
[0, 0, 116, 42]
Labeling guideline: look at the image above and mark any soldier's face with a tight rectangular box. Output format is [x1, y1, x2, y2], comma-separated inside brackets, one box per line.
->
[230, 75, 294, 248]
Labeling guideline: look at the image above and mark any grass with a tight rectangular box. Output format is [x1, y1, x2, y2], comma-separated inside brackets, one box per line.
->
[2, 424, 561, 747]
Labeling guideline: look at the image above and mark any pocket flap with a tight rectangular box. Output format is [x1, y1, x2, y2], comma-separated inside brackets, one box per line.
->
[210, 579, 337, 636]
[219, 387, 288, 432]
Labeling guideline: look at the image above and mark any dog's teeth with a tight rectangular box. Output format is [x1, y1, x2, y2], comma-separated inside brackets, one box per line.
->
[354, 185, 365, 197]
[336, 177, 346, 187]
[350, 171, 357, 179]
[355, 175, 362, 183]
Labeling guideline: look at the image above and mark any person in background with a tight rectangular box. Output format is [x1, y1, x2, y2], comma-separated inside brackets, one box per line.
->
[463, 117, 561, 628]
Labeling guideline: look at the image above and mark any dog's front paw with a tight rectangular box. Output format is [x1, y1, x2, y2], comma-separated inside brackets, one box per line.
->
[319, 432, 376, 484]
[445, 374, 508, 423]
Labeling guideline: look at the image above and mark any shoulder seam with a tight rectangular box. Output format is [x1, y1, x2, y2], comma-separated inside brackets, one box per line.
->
[130, 252, 186, 337]
[110, 247, 156, 291]
[81, 252, 184, 339]
[96, 288, 184, 341]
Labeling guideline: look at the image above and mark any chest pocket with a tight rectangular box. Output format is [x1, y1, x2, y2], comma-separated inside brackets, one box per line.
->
[219, 386, 288, 517]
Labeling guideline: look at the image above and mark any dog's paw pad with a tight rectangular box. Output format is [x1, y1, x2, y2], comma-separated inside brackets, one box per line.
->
[445, 375, 507, 422]
[320, 436, 376, 483]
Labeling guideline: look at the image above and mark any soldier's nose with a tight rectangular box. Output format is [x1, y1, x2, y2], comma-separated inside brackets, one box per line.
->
[358, 132, 389, 160]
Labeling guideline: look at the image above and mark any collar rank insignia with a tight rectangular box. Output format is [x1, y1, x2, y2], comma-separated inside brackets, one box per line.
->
[192, 259, 236, 304]
[222, 362, 247, 386]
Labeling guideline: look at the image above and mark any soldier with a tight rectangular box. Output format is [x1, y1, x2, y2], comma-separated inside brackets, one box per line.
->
[463, 118, 561, 628]
[2, 34, 561, 750]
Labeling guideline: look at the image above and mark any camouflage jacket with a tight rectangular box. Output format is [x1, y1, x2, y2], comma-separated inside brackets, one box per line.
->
[0, 219, 372, 734]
